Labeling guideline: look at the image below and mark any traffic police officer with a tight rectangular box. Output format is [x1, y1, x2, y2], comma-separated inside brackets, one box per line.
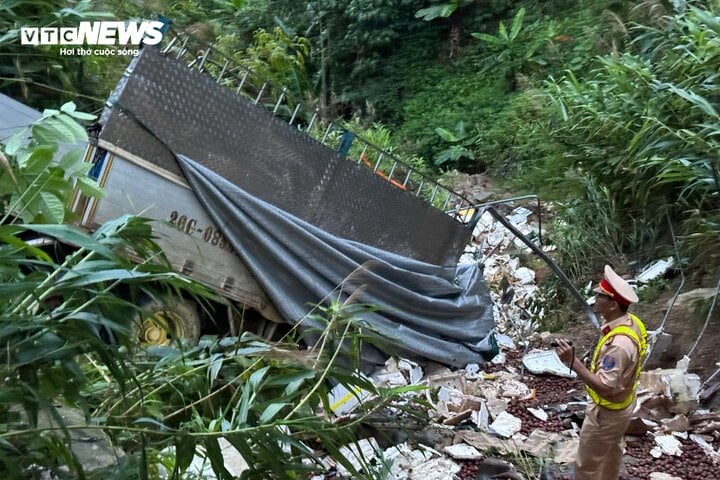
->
[555, 265, 647, 480]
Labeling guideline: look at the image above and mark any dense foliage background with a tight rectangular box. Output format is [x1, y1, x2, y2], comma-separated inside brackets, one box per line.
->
[2, 0, 720, 477]
[5, 0, 717, 278]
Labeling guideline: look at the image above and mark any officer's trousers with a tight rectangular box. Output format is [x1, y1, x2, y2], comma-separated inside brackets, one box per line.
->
[574, 402, 634, 480]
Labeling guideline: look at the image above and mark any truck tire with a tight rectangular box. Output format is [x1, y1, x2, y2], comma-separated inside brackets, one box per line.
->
[136, 298, 201, 347]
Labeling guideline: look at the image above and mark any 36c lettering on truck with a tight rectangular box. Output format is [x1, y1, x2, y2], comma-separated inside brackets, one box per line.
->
[168, 210, 233, 251]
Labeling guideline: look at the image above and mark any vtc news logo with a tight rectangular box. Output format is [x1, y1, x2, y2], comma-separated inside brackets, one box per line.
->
[20, 21, 165, 46]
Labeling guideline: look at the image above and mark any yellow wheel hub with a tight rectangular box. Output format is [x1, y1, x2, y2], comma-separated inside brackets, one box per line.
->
[139, 311, 185, 347]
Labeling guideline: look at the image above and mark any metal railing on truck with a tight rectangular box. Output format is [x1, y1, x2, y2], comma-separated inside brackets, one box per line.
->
[159, 29, 478, 227]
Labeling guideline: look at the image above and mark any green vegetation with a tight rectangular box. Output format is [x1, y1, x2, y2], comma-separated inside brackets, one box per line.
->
[550, 3, 720, 268]
[0, 1, 123, 111]
[3, 0, 720, 475]
[2, 0, 715, 301]
[0, 110, 424, 478]
[1, 103, 101, 223]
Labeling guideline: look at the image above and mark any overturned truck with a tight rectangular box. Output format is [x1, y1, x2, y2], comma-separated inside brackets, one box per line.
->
[73, 34, 495, 367]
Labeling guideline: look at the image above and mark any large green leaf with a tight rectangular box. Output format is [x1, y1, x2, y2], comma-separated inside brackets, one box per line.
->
[54, 113, 89, 143]
[3, 131, 25, 156]
[75, 176, 104, 197]
[435, 127, 458, 142]
[204, 437, 233, 479]
[415, 5, 455, 21]
[691, 6, 720, 35]
[174, 435, 196, 475]
[259, 402, 289, 424]
[471, 32, 503, 44]
[509, 7, 526, 41]
[64, 110, 97, 121]
[58, 269, 152, 287]
[498, 21, 508, 41]
[248, 365, 270, 390]
[32, 123, 73, 146]
[59, 149, 83, 170]
[19, 224, 114, 257]
[656, 81, 719, 118]
[0, 231, 52, 262]
[434, 145, 474, 165]
[235, 382, 252, 425]
[13, 331, 68, 364]
[20, 146, 56, 174]
[0, 281, 41, 299]
[38, 191, 64, 224]
[208, 353, 224, 384]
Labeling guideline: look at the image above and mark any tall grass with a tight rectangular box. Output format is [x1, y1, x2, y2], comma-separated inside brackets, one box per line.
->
[1, 103, 422, 479]
[548, 3, 720, 269]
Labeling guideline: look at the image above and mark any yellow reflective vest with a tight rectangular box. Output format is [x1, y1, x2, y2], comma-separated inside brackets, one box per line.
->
[586, 314, 648, 410]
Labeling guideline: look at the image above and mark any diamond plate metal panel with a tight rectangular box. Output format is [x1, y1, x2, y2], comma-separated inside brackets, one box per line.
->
[99, 47, 470, 265]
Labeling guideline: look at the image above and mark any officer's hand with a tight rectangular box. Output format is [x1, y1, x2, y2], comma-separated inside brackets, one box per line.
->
[554, 339, 574, 366]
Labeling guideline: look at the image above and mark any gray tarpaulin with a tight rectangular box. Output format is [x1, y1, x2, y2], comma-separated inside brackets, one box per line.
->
[175, 154, 496, 367]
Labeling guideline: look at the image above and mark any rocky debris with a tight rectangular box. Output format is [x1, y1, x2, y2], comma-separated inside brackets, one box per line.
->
[409, 457, 460, 480]
[650, 434, 683, 457]
[301, 209, 719, 479]
[488, 411, 523, 438]
[328, 357, 424, 415]
[648, 473, 683, 480]
[411, 207, 719, 479]
[659, 413, 690, 432]
[443, 443, 483, 460]
[666, 288, 718, 310]
[459, 207, 545, 341]
[316, 341, 719, 479]
[383, 443, 454, 480]
[30, 193, 720, 480]
[482, 254, 541, 340]
[36, 406, 123, 475]
[449, 172, 495, 204]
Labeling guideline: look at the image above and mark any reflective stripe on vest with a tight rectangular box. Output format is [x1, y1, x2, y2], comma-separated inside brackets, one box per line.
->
[586, 314, 648, 410]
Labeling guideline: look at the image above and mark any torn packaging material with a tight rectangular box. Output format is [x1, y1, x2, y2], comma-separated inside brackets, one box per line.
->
[328, 382, 373, 415]
[488, 411, 522, 438]
[384, 443, 437, 480]
[409, 457, 461, 480]
[443, 443, 482, 460]
[336, 438, 379, 477]
[522, 350, 578, 379]
[639, 363, 701, 414]
[637, 257, 674, 284]
[175, 154, 497, 367]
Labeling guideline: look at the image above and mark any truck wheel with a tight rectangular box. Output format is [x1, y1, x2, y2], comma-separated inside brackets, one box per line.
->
[136, 298, 201, 347]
